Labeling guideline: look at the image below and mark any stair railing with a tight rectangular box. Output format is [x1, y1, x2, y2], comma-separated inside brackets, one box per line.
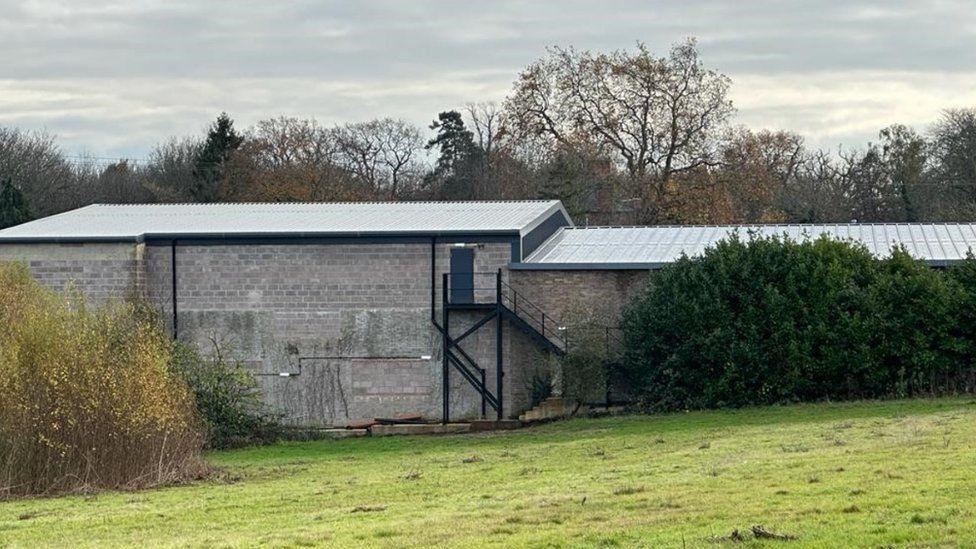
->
[496, 275, 566, 352]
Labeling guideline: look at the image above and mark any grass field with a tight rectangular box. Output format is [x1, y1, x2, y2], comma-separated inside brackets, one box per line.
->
[2, 398, 976, 547]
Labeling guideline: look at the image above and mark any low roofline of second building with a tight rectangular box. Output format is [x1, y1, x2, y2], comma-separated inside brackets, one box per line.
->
[510, 258, 961, 270]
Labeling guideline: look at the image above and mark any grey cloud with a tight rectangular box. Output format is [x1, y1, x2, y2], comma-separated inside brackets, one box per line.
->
[0, 0, 973, 156]
[4, 0, 973, 79]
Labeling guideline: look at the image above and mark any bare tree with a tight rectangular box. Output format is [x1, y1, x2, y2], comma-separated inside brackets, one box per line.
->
[0, 128, 78, 215]
[929, 109, 976, 219]
[466, 102, 503, 164]
[250, 116, 339, 169]
[144, 137, 203, 202]
[465, 102, 510, 197]
[714, 128, 804, 222]
[373, 118, 424, 199]
[336, 118, 424, 199]
[781, 150, 852, 223]
[92, 160, 153, 204]
[230, 117, 353, 202]
[335, 121, 384, 194]
[879, 124, 928, 221]
[504, 39, 734, 219]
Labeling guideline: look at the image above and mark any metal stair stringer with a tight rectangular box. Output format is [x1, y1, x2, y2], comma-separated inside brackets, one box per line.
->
[497, 303, 566, 357]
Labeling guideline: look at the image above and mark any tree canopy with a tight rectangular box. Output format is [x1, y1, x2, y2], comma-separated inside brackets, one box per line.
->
[0, 40, 974, 226]
[0, 178, 31, 229]
[192, 112, 244, 202]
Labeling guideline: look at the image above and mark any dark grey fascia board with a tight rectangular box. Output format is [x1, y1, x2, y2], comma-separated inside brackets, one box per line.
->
[142, 229, 522, 241]
[0, 236, 143, 244]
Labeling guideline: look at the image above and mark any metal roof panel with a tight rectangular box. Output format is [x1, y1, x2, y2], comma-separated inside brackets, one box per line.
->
[523, 223, 976, 267]
[0, 201, 566, 242]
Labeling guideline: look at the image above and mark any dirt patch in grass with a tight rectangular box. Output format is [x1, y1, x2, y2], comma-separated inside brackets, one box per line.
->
[401, 470, 422, 481]
[612, 486, 645, 496]
[751, 525, 797, 540]
[351, 505, 386, 513]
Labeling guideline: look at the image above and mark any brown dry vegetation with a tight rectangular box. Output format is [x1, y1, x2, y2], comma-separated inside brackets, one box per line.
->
[0, 263, 207, 499]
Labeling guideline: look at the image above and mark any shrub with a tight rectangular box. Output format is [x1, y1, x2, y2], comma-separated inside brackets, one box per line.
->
[0, 263, 206, 499]
[560, 303, 621, 406]
[169, 340, 282, 449]
[529, 373, 553, 408]
[944, 257, 976, 392]
[621, 234, 975, 411]
[865, 251, 958, 395]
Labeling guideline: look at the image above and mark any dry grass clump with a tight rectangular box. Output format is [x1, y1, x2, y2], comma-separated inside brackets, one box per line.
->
[0, 263, 206, 499]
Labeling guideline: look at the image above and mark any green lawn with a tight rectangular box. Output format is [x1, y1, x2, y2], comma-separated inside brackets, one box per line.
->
[3, 399, 976, 547]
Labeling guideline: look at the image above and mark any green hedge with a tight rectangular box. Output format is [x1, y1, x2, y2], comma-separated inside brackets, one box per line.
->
[620, 234, 976, 411]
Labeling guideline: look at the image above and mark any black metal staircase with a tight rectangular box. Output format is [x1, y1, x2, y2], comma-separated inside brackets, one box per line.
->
[436, 269, 566, 422]
[497, 287, 566, 355]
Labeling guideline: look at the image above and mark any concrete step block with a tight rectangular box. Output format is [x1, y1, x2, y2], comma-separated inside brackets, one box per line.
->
[520, 397, 581, 423]
[370, 423, 471, 437]
[322, 428, 369, 439]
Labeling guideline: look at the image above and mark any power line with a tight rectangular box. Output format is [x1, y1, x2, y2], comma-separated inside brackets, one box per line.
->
[60, 155, 231, 168]
[65, 155, 149, 162]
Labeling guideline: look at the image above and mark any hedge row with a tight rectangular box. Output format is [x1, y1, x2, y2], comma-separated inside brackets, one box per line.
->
[621, 235, 976, 411]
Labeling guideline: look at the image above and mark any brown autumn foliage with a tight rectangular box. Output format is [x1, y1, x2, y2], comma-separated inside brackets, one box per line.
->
[0, 263, 207, 499]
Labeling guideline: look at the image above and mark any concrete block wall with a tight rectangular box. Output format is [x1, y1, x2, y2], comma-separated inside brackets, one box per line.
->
[144, 240, 523, 426]
[503, 323, 552, 414]
[508, 269, 650, 327]
[0, 242, 144, 302]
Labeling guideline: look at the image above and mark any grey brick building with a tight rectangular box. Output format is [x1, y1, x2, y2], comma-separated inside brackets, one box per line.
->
[4, 203, 976, 426]
[0, 201, 572, 425]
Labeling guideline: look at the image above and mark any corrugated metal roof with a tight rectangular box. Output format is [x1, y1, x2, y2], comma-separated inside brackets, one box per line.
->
[0, 201, 568, 242]
[521, 224, 976, 268]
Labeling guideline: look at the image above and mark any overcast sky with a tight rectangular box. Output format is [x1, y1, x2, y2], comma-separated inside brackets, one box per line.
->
[1, 0, 974, 159]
